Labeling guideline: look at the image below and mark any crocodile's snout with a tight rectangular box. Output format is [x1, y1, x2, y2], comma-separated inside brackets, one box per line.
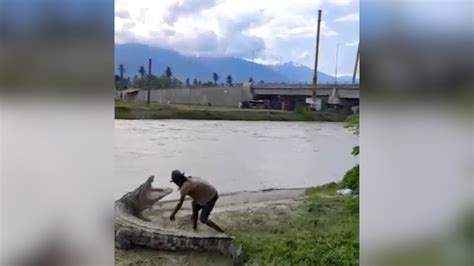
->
[146, 187, 173, 201]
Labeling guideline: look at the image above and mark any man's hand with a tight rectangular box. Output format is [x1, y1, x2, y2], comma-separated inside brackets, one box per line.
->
[170, 195, 185, 222]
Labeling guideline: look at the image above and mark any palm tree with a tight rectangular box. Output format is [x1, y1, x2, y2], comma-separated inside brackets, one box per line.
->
[132, 75, 138, 87]
[165, 66, 173, 78]
[116, 65, 127, 89]
[114, 75, 120, 89]
[138, 66, 146, 77]
[212, 72, 219, 85]
[193, 78, 198, 85]
[186, 78, 190, 86]
[226, 75, 233, 86]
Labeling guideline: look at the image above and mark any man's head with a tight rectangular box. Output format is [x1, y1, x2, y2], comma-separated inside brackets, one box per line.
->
[170, 170, 187, 188]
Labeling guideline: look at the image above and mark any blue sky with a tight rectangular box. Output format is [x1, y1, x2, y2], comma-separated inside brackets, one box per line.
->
[115, 0, 359, 76]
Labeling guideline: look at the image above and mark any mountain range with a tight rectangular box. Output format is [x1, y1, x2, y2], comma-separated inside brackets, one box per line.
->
[115, 43, 356, 84]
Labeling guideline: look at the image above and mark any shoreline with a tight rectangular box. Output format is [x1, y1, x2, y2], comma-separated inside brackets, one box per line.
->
[116, 183, 359, 265]
[115, 102, 348, 122]
[154, 187, 307, 215]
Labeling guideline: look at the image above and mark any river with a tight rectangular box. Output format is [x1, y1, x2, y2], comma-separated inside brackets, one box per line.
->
[115, 119, 358, 200]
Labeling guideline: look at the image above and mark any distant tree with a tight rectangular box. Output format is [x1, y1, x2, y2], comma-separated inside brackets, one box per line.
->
[186, 78, 190, 86]
[136, 73, 181, 89]
[198, 80, 202, 85]
[132, 75, 138, 87]
[259, 80, 265, 84]
[248, 77, 254, 83]
[193, 78, 198, 85]
[226, 75, 233, 86]
[204, 81, 214, 87]
[165, 66, 173, 78]
[138, 66, 146, 77]
[118, 64, 125, 76]
[172, 78, 182, 87]
[212, 72, 219, 85]
[114, 75, 121, 89]
[118, 65, 129, 90]
[160, 74, 172, 87]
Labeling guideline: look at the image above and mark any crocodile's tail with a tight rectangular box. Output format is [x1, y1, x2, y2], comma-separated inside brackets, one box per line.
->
[143, 233, 242, 259]
[116, 225, 244, 262]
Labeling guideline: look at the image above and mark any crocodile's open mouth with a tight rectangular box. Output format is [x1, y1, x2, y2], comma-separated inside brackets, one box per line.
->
[140, 176, 173, 202]
[146, 187, 173, 201]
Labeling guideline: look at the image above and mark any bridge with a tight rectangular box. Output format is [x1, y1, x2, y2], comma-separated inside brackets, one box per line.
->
[250, 84, 359, 99]
[247, 83, 360, 112]
[117, 83, 360, 113]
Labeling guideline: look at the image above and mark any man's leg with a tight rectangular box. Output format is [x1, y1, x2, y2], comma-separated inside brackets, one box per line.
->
[199, 195, 224, 233]
[191, 201, 202, 230]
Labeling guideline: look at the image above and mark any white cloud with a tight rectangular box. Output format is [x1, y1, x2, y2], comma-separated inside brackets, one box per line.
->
[163, 0, 218, 25]
[122, 21, 136, 30]
[114, 0, 358, 71]
[330, 0, 353, 6]
[116, 9, 130, 19]
[334, 12, 359, 22]
[345, 40, 359, 46]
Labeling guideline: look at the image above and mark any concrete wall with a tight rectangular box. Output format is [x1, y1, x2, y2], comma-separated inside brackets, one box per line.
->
[120, 86, 253, 107]
[251, 87, 360, 99]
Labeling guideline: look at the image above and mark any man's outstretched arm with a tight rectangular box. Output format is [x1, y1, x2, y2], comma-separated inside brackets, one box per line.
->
[170, 195, 185, 220]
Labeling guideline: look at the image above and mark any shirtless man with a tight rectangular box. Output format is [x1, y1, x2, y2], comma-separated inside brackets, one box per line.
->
[169, 170, 224, 233]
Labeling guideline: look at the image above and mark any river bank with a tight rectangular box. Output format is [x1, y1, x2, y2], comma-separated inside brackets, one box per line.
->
[115, 183, 359, 265]
[115, 119, 358, 199]
[115, 101, 347, 122]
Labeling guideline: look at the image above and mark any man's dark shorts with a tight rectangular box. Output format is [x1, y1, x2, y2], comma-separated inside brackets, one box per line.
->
[192, 193, 218, 221]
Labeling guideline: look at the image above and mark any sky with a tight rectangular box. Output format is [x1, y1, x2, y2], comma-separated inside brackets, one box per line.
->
[115, 0, 359, 76]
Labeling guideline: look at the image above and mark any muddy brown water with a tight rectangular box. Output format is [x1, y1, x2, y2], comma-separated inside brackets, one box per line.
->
[115, 120, 358, 200]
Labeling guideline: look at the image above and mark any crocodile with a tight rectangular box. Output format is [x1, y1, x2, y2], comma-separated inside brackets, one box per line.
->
[115, 175, 243, 263]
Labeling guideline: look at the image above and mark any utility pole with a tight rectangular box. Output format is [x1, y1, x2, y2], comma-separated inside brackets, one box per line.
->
[147, 58, 151, 105]
[334, 43, 343, 85]
[312, 10, 322, 106]
[250, 50, 254, 81]
[352, 44, 360, 84]
[279, 56, 282, 80]
[119, 64, 124, 90]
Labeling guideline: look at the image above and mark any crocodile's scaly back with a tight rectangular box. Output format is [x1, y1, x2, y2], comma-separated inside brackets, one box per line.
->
[115, 176, 243, 263]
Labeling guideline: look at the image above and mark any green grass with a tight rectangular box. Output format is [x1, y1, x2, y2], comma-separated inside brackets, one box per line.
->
[229, 182, 359, 265]
[115, 179, 360, 265]
[115, 102, 348, 122]
[341, 164, 360, 193]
